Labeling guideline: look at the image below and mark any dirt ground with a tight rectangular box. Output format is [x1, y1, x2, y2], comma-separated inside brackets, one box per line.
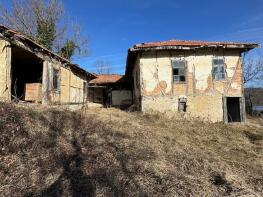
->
[0, 103, 262, 196]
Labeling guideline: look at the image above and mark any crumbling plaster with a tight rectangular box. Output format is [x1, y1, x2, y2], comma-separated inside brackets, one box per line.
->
[0, 39, 86, 104]
[43, 60, 86, 104]
[132, 56, 141, 109]
[0, 40, 11, 101]
[134, 49, 244, 122]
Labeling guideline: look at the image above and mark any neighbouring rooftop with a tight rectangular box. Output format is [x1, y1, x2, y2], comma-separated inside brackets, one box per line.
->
[89, 74, 124, 85]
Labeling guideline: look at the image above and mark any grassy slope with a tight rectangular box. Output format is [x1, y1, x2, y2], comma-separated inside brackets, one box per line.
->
[0, 103, 262, 197]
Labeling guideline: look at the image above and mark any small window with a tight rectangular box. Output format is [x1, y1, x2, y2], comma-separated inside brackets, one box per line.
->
[172, 60, 185, 82]
[178, 98, 187, 112]
[53, 68, 60, 90]
[212, 58, 225, 80]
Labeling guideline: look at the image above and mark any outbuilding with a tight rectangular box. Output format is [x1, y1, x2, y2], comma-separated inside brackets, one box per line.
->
[0, 25, 95, 105]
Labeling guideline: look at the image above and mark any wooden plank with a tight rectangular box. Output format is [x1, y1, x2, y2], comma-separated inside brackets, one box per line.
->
[25, 83, 42, 102]
[42, 61, 48, 104]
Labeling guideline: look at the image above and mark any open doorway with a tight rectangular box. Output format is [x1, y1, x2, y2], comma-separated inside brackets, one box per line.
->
[11, 46, 43, 101]
[226, 97, 242, 122]
[88, 86, 106, 104]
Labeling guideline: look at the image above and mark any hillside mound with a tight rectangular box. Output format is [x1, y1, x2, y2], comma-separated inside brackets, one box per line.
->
[0, 103, 262, 196]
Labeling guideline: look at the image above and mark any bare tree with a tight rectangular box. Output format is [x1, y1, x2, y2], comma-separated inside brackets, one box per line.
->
[93, 59, 114, 74]
[0, 0, 88, 59]
[243, 57, 263, 84]
[243, 55, 263, 115]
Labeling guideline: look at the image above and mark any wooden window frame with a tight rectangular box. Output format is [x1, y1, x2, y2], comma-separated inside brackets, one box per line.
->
[53, 68, 60, 91]
[172, 59, 186, 83]
[212, 58, 225, 81]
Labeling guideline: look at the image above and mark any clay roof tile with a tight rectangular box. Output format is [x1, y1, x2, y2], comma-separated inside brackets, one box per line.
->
[89, 74, 123, 84]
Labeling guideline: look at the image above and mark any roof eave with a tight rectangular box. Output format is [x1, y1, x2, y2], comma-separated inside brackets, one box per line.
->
[130, 44, 259, 52]
[125, 43, 259, 76]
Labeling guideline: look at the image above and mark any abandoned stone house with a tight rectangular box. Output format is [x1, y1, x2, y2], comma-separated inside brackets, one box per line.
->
[126, 40, 258, 122]
[0, 25, 94, 104]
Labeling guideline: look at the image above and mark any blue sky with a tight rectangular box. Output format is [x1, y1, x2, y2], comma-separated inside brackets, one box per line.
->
[61, 0, 263, 74]
[1, 0, 263, 85]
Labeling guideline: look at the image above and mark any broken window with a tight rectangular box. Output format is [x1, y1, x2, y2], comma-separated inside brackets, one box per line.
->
[212, 58, 225, 80]
[53, 68, 60, 90]
[172, 60, 185, 82]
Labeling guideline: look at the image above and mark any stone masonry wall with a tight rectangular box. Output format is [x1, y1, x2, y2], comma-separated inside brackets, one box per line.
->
[138, 49, 243, 122]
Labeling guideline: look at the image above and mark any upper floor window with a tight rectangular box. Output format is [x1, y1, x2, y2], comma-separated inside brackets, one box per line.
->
[172, 60, 185, 82]
[212, 58, 225, 80]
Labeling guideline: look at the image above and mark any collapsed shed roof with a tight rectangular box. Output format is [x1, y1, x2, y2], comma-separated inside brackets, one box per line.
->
[0, 25, 95, 79]
[126, 39, 259, 75]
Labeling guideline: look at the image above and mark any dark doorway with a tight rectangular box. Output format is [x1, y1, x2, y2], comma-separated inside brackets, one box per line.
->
[227, 97, 241, 122]
[11, 46, 43, 100]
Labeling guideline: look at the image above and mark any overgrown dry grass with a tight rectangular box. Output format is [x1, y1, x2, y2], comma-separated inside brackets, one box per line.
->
[0, 102, 262, 196]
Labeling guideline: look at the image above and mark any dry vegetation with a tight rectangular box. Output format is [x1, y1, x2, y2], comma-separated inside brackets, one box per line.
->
[0, 102, 262, 197]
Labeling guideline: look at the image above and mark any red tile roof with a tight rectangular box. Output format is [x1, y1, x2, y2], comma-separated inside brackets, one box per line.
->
[133, 39, 258, 49]
[89, 74, 123, 84]
[125, 39, 259, 76]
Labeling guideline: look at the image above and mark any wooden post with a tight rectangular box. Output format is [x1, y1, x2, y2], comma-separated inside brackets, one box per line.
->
[42, 61, 49, 105]
[241, 97, 246, 123]
[6, 42, 12, 101]
[223, 96, 228, 123]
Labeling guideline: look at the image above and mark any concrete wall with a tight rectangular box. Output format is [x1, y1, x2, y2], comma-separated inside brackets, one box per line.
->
[0, 40, 11, 101]
[134, 49, 244, 122]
